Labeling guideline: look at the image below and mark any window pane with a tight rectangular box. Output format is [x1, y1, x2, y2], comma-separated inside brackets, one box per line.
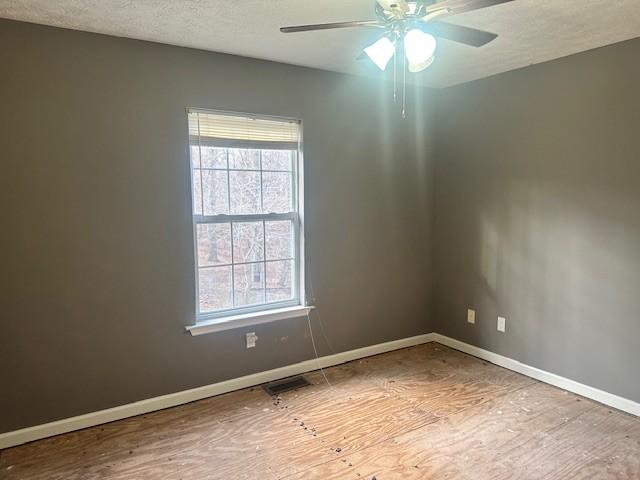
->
[233, 222, 264, 263]
[265, 221, 293, 260]
[234, 263, 265, 306]
[192, 169, 202, 215]
[197, 224, 231, 267]
[262, 172, 292, 213]
[201, 146, 227, 168]
[266, 260, 293, 303]
[202, 170, 229, 215]
[262, 150, 293, 171]
[228, 148, 259, 170]
[190, 145, 200, 170]
[199, 266, 232, 312]
[229, 171, 261, 214]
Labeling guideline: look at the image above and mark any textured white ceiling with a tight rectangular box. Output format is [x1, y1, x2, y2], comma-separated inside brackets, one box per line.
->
[1, 0, 639, 88]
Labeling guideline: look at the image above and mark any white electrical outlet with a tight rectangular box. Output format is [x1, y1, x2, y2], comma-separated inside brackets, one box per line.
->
[245, 332, 258, 348]
[467, 309, 476, 324]
[497, 316, 506, 332]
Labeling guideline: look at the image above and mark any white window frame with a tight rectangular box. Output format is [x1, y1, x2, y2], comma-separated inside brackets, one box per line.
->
[185, 108, 308, 334]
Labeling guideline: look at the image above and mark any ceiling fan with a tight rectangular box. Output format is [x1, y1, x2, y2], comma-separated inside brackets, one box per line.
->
[281, 0, 514, 73]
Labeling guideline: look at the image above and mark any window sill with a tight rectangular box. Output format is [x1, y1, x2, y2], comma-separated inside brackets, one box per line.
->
[185, 305, 314, 336]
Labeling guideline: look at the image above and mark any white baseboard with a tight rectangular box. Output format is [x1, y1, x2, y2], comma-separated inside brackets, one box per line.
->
[432, 333, 640, 417]
[0, 333, 435, 450]
[3, 332, 638, 450]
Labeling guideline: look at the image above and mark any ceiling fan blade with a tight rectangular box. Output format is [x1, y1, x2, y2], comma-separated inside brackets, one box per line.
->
[425, 0, 515, 16]
[280, 20, 384, 33]
[426, 21, 497, 47]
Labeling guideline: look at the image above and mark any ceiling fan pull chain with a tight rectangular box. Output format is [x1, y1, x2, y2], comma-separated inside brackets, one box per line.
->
[393, 47, 397, 103]
[402, 44, 406, 119]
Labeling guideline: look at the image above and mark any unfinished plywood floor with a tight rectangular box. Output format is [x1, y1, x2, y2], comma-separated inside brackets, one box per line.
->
[1, 343, 639, 479]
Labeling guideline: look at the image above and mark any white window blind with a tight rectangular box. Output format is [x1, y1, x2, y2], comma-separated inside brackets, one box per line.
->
[188, 110, 299, 150]
[188, 109, 303, 322]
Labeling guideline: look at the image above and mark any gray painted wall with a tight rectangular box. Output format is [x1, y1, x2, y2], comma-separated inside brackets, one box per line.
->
[0, 19, 434, 433]
[433, 38, 640, 403]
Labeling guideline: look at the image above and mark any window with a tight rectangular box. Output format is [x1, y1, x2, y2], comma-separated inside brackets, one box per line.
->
[188, 109, 304, 323]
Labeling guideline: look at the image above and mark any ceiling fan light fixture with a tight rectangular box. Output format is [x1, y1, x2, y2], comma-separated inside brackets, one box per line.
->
[404, 28, 437, 72]
[364, 36, 396, 71]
